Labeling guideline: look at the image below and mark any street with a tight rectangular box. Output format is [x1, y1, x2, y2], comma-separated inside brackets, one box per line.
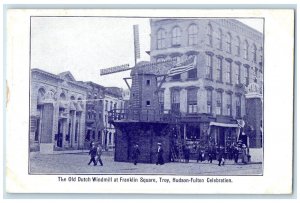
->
[29, 151, 263, 175]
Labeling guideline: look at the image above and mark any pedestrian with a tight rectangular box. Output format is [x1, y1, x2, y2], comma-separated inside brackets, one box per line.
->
[88, 142, 97, 166]
[183, 145, 190, 163]
[96, 144, 103, 166]
[218, 146, 225, 166]
[132, 144, 140, 165]
[241, 144, 248, 164]
[233, 146, 240, 164]
[156, 143, 164, 165]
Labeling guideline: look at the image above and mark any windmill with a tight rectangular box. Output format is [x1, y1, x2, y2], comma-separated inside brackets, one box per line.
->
[99, 25, 197, 163]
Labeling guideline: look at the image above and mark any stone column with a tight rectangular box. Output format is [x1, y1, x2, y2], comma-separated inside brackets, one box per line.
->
[40, 103, 54, 154]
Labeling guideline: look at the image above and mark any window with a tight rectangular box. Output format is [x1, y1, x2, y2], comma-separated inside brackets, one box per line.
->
[98, 131, 101, 140]
[252, 43, 257, 63]
[235, 36, 241, 56]
[92, 131, 95, 140]
[146, 101, 151, 106]
[254, 67, 258, 81]
[171, 89, 180, 112]
[207, 24, 213, 47]
[236, 95, 242, 118]
[75, 121, 78, 142]
[216, 57, 222, 82]
[146, 79, 151, 86]
[105, 100, 108, 111]
[216, 91, 223, 115]
[66, 122, 72, 142]
[226, 93, 232, 116]
[172, 26, 181, 46]
[206, 89, 212, 114]
[226, 33, 232, 53]
[188, 24, 198, 45]
[244, 66, 250, 86]
[235, 63, 241, 85]
[158, 91, 164, 113]
[110, 101, 113, 111]
[187, 55, 197, 79]
[243, 40, 249, 60]
[259, 46, 263, 64]
[206, 54, 213, 80]
[114, 102, 117, 110]
[109, 132, 112, 144]
[34, 118, 40, 142]
[187, 88, 198, 113]
[171, 56, 181, 80]
[157, 29, 166, 49]
[217, 29, 223, 50]
[225, 60, 232, 84]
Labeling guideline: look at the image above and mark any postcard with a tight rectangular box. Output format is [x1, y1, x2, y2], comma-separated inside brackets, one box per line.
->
[5, 8, 294, 194]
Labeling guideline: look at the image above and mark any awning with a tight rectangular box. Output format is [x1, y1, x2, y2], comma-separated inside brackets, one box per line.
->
[209, 122, 239, 128]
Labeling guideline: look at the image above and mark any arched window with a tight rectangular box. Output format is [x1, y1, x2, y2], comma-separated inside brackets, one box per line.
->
[252, 43, 257, 63]
[243, 40, 249, 60]
[172, 26, 181, 46]
[207, 24, 213, 47]
[225, 33, 232, 53]
[188, 24, 198, 46]
[157, 28, 166, 49]
[217, 29, 223, 50]
[235, 36, 241, 56]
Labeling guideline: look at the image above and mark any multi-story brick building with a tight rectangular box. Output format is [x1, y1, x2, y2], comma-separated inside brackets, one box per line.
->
[83, 81, 105, 148]
[30, 69, 88, 153]
[149, 18, 263, 151]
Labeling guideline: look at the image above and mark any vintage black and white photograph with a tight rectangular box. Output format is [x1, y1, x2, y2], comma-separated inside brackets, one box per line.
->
[28, 16, 264, 176]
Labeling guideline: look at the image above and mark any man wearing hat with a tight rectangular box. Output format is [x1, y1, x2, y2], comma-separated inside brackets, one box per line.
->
[132, 144, 141, 165]
[156, 143, 164, 165]
[88, 142, 97, 166]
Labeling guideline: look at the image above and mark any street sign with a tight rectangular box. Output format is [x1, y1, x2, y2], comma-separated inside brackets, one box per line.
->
[100, 64, 131, 76]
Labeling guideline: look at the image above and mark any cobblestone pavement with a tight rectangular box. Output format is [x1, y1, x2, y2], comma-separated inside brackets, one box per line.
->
[29, 152, 263, 175]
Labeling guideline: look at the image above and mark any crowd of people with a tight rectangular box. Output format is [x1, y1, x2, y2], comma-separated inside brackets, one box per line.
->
[187, 142, 250, 166]
[87, 141, 250, 167]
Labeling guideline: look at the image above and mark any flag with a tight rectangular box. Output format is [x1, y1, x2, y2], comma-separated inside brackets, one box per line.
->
[167, 56, 196, 76]
[133, 25, 140, 60]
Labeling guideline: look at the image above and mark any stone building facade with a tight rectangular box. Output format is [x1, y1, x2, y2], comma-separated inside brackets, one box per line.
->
[30, 69, 88, 153]
[149, 18, 263, 151]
